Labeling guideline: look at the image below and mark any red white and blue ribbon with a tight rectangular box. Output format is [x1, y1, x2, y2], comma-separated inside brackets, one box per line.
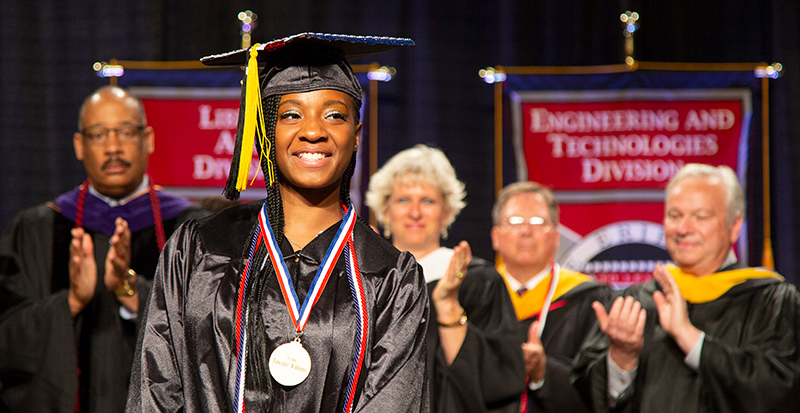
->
[232, 202, 367, 413]
[259, 203, 356, 332]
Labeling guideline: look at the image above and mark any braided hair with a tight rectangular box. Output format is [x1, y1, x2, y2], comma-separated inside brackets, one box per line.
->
[237, 91, 360, 399]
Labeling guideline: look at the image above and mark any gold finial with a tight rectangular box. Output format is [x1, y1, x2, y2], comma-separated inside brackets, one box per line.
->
[755, 62, 783, 79]
[620, 11, 639, 66]
[367, 66, 397, 82]
[92, 60, 124, 86]
[238, 10, 257, 49]
[478, 67, 507, 84]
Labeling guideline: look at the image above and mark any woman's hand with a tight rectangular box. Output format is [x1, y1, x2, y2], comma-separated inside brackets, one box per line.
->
[432, 240, 471, 312]
[433, 240, 472, 365]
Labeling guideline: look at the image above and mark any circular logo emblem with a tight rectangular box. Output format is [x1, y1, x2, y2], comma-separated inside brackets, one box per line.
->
[560, 220, 671, 288]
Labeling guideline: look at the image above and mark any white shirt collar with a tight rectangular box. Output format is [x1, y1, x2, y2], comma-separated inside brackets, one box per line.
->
[88, 175, 149, 207]
[505, 263, 552, 292]
[721, 248, 738, 269]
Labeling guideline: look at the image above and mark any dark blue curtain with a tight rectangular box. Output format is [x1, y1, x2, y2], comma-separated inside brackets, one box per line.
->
[1, 0, 798, 282]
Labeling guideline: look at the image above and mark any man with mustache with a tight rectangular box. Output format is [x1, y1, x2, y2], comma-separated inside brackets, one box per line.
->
[574, 163, 800, 412]
[0, 86, 208, 412]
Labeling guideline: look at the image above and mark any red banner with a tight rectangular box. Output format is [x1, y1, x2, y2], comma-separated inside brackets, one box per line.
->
[514, 90, 748, 189]
[510, 88, 752, 287]
[139, 92, 263, 188]
[133, 86, 369, 204]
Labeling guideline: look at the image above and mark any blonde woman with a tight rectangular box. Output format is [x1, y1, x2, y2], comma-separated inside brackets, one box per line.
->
[367, 144, 525, 412]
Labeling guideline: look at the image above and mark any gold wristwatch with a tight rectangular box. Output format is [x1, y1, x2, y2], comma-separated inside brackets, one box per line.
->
[114, 268, 138, 297]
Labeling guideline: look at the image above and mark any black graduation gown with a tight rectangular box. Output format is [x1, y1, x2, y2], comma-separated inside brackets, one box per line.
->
[521, 282, 613, 413]
[426, 258, 526, 413]
[125, 201, 430, 412]
[0, 199, 207, 412]
[573, 269, 800, 412]
[488, 280, 613, 413]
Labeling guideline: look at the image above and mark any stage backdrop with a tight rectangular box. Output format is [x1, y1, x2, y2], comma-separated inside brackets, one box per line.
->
[501, 67, 765, 288]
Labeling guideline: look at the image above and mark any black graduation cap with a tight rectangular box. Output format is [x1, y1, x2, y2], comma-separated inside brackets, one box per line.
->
[202, 33, 413, 101]
[200, 33, 414, 199]
[202, 33, 414, 65]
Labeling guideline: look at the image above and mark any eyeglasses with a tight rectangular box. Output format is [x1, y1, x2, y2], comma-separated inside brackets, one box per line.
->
[80, 125, 145, 146]
[499, 216, 554, 233]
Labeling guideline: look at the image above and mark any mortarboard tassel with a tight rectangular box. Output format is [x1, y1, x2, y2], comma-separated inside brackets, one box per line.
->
[236, 44, 275, 192]
[226, 44, 275, 199]
[222, 83, 247, 200]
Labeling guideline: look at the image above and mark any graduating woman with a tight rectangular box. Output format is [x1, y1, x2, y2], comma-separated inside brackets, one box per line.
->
[366, 145, 525, 412]
[126, 33, 429, 412]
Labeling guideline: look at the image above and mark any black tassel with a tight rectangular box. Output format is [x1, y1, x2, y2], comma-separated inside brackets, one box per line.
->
[222, 74, 250, 201]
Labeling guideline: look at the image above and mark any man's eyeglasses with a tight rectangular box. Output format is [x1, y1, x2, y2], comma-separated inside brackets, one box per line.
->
[499, 216, 554, 233]
[80, 125, 145, 146]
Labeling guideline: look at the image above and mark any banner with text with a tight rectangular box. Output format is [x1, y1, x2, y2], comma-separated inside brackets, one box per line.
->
[119, 70, 371, 205]
[506, 71, 760, 287]
[139, 91, 250, 190]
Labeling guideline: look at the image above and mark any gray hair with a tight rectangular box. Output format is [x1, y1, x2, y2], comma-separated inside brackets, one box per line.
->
[366, 144, 466, 230]
[492, 181, 559, 226]
[77, 86, 147, 130]
[666, 163, 744, 226]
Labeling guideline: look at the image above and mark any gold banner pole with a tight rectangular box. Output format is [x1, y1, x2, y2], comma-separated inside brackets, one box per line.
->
[620, 11, 640, 66]
[494, 75, 504, 194]
[479, 67, 507, 194]
[368, 62, 380, 228]
[761, 74, 774, 268]
[754, 62, 782, 269]
[238, 11, 257, 49]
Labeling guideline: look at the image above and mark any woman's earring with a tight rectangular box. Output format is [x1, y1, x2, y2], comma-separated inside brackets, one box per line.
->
[442, 229, 448, 240]
[383, 226, 391, 239]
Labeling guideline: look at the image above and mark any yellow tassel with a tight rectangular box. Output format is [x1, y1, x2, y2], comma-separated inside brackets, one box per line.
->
[236, 44, 275, 191]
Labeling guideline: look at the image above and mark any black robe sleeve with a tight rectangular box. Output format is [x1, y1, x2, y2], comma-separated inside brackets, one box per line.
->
[573, 279, 800, 413]
[525, 283, 614, 413]
[0, 201, 208, 413]
[0, 205, 80, 412]
[427, 258, 526, 413]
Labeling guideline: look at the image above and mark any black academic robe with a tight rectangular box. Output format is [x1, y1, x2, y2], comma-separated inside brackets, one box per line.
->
[125, 201, 430, 412]
[521, 282, 613, 413]
[573, 266, 800, 412]
[0, 193, 207, 412]
[426, 258, 526, 413]
[489, 281, 613, 413]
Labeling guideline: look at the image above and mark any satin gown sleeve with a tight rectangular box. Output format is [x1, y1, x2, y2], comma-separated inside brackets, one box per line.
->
[126, 219, 206, 412]
[354, 247, 430, 412]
